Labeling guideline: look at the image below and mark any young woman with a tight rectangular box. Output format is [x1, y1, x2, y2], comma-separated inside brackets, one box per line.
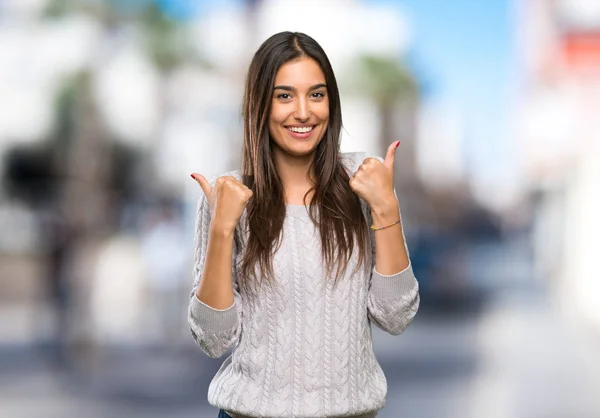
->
[189, 31, 419, 418]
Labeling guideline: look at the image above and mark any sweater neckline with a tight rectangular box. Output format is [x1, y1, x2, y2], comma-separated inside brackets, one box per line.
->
[285, 204, 311, 217]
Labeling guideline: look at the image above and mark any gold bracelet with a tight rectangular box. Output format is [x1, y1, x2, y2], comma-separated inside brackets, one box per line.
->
[370, 219, 401, 231]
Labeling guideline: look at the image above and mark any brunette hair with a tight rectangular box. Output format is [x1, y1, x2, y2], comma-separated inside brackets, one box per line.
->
[238, 31, 370, 287]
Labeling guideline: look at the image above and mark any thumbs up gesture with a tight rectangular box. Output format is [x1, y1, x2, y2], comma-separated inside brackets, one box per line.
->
[349, 141, 399, 212]
[191, 173, 253, 234]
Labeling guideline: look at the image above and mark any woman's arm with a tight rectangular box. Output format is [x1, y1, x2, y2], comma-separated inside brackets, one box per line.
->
[343, 149, 419, 335]
[370, 196, 410, 274]
[188, 187, 243, 358]
[195, 223, 236, 309]
[366, 196, 420, 335]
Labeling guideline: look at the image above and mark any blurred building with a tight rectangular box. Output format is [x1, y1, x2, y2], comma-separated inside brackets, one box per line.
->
[516, 0, 600, 328]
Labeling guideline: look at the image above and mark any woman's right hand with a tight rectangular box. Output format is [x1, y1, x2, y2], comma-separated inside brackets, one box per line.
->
[191, 173, 253, 234]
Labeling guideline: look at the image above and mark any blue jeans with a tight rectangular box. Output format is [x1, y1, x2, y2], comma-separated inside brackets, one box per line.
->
[218, 410, 232, 418]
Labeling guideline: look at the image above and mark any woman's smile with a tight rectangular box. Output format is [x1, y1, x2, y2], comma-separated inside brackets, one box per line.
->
[285, 124, 316, 139]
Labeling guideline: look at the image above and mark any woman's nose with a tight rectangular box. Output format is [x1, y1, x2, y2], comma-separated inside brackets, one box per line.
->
[293, 98, 311, 121]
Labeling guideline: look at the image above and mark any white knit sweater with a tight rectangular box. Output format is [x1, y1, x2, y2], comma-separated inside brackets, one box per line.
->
[188, 152, 420, 418]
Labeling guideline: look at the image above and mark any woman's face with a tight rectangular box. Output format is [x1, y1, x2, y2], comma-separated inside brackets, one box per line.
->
[268, 57, 329, 159]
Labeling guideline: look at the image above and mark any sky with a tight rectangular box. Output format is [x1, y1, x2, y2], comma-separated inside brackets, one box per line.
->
[380, 0, 518, 193]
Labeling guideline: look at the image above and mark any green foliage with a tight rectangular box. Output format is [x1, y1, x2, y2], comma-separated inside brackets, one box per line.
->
[42, 0, 72, 18]
[138, 4, 187, 71]
[42, 0, 205, 72]
[348, 55, 419, 106]
[42, 0, 107, 19]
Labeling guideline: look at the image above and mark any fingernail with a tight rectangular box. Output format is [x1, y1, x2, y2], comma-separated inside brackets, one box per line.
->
[395, 141, 400, 148]
[190, 174, 195, 180]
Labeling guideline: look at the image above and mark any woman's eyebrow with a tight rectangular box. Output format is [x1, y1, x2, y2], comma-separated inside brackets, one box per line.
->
[273, 83, 327, 92]
[309, 83, 327, 91]
[274, 85, 295, 92]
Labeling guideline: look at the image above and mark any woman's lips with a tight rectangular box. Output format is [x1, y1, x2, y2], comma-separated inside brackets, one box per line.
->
[285, 125, 315, 139]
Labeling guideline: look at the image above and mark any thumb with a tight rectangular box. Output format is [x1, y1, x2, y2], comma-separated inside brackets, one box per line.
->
[383, 141, 400, 171]
[191, 173, 212, 197]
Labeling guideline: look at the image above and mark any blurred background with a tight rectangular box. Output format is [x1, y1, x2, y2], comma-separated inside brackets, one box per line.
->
[1, 0, 599, 417]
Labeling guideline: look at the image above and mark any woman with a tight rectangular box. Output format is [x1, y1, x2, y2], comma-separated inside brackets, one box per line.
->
[189, 31, 419, 418]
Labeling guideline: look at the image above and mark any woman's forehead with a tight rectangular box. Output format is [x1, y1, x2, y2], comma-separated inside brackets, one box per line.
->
[274, 57, 326, 85]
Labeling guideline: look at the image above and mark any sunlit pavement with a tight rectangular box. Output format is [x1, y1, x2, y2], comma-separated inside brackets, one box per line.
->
[374, 291, 600, 418]
[0, 343, 220, 418]
[2, 291, 600, 418]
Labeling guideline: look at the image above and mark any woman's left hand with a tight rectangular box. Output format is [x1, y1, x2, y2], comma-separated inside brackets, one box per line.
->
[349, 141, 399, 212]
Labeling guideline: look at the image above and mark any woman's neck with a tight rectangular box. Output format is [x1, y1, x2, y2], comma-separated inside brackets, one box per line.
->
[273, 150, 316, 205]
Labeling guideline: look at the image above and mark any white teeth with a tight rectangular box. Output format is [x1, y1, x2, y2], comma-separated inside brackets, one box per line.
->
[288, 126, 313, 133]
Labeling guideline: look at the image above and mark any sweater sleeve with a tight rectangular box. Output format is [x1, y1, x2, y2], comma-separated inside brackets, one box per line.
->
[366, 192, 420, 336]
[187, 186, 243, 358]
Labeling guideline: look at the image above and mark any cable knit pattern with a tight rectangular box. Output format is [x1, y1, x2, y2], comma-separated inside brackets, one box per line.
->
[188, 152, 420, 418]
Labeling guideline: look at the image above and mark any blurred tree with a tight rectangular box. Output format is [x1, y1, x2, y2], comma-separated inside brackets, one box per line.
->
[43, 0, 107, 19]
[350, 55, 418, 167]
[42, 0, 205, 190]
[43, 0, 202, 71]
[347, 55, 424, 211]
[137, 3, 202, 73]
[42, 0, 71, 17]
[2, 70, 141, 367]
[19, 0, 199, 369]
[352, 55, 419, 107]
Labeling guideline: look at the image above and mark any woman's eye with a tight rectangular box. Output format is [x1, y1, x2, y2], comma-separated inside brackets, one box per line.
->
[312, 92, 325, 98]
[277, 93, 291, 99]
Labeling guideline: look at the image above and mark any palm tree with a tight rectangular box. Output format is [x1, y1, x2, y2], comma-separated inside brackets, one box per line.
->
[345, 54, 424, 209]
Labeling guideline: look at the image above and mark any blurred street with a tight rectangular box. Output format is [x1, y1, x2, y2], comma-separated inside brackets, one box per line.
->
[4, 295, 600, 418]
[3, 233, 600, 418]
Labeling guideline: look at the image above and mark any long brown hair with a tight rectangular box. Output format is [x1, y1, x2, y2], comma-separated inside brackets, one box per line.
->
[238, 31, 370, 287]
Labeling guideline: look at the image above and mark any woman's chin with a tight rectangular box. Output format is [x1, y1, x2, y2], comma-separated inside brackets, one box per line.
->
[272, 132, 324, 157]
[289, 141, 321, 155]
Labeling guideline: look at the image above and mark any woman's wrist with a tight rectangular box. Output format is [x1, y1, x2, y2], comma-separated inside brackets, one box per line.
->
[370, 196, 400, 224]
[209, 221, 236, 239]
